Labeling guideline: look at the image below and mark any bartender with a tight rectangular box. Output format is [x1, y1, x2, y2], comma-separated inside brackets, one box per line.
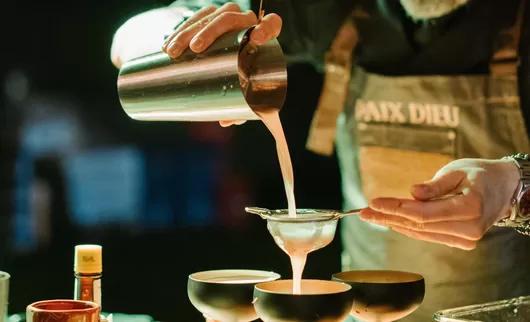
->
[111, 0, 530, 320]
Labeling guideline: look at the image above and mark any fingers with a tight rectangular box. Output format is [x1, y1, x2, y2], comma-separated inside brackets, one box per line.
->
[250, 13, 282, 45]
[174, 6, 217, 35]
[411, 170, 464, 200]
[369, 191, 481, 223]
[162, 6, 217, 51]
[219, 120, 247, 127]
[388, 225, 477, 250]
[190, 9, 257, 52]
[164, 2, 246, 58]
[162, 3, 283, 59]
[360, 208, 485, 240]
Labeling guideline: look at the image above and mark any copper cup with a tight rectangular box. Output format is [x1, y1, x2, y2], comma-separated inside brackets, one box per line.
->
[26, 300, 100, 322]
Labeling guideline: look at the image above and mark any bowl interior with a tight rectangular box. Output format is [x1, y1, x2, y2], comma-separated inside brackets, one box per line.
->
[256, 279, 351, 295]
[189, 269, 281, 284]
[333, 270, 423, 284]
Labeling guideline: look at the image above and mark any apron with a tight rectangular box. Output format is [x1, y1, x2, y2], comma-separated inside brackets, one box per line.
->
[307, 2, 530, 321]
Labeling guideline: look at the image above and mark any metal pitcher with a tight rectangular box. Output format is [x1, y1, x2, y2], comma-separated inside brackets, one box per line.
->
[117, 28, 287, 122]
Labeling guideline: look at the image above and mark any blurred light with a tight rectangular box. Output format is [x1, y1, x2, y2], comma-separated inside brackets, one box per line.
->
[64, 147, 145, 226]
[23, 118, 80, 155]
[4, 69, 29, 104]
[218, 174, 253, 228]
[186, 122, 232, 144]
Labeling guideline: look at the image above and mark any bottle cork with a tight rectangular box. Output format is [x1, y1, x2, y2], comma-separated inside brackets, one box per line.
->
[74, 244, 103, 274]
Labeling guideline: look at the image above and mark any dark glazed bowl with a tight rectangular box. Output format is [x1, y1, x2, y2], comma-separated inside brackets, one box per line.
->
[187, 269, 280, 322]
[253, 279, 353, 322]
[332, 270, 425, 322]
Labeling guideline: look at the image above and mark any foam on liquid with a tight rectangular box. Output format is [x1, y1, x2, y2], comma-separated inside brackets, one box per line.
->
[256, 109, 303, 294]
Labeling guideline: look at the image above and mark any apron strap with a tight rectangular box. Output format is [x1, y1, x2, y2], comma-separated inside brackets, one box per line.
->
[305, 11, 361, 156]
[490, 0, 526, 75]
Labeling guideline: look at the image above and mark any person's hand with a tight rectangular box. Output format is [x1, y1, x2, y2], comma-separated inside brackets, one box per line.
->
[203, 313, 221, 322]
[359, 158, 520, 250]
[161, 2, 282, 128]
[162, 2, 282, 58]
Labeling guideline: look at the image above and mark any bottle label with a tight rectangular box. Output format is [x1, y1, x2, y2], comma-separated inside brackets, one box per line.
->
[93, 279, 102, 307]
[74, 277, 102, 308]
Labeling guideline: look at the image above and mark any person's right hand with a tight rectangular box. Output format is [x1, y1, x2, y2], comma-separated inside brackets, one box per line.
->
[161, 2, 283, 127]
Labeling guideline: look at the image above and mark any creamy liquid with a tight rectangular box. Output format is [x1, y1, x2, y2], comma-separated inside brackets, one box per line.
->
[256, 109, 303, 294]
[256, 110, 296, 218]
[204, 275, 275, 283]
[270, 225, 336, 294]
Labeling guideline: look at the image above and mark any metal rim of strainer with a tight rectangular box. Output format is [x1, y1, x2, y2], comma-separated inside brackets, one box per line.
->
[245, 207, 342, 223]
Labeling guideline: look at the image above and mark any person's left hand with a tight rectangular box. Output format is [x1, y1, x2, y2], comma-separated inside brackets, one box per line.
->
[359, 158, 520, 250]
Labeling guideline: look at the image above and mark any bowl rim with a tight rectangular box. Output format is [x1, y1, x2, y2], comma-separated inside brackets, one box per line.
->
[254, 279, 352, 295]
[189, 269, 281, 284]
[332, 270, 424, 284]
[27, 300, 99, 313]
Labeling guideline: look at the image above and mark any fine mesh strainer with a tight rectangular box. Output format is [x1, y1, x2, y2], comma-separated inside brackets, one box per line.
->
[245, 207, 364, 254]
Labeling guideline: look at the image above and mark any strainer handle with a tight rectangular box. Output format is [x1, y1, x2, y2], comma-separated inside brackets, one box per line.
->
[338, 207, 366, 218]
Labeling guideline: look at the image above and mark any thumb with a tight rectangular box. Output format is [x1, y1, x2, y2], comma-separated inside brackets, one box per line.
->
[204, 315, 220, 322]
[411, 171, 464, 201]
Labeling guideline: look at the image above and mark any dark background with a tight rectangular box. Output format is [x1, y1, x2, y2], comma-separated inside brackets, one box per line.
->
[0, 1, 342, 320]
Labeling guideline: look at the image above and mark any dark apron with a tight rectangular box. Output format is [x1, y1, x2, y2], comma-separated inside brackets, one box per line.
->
[307, 2, 530, 321]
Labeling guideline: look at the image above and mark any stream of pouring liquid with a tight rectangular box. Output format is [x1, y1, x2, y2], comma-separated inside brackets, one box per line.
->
[256, 109, 296, 218]
[256, 109, 303, 294]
